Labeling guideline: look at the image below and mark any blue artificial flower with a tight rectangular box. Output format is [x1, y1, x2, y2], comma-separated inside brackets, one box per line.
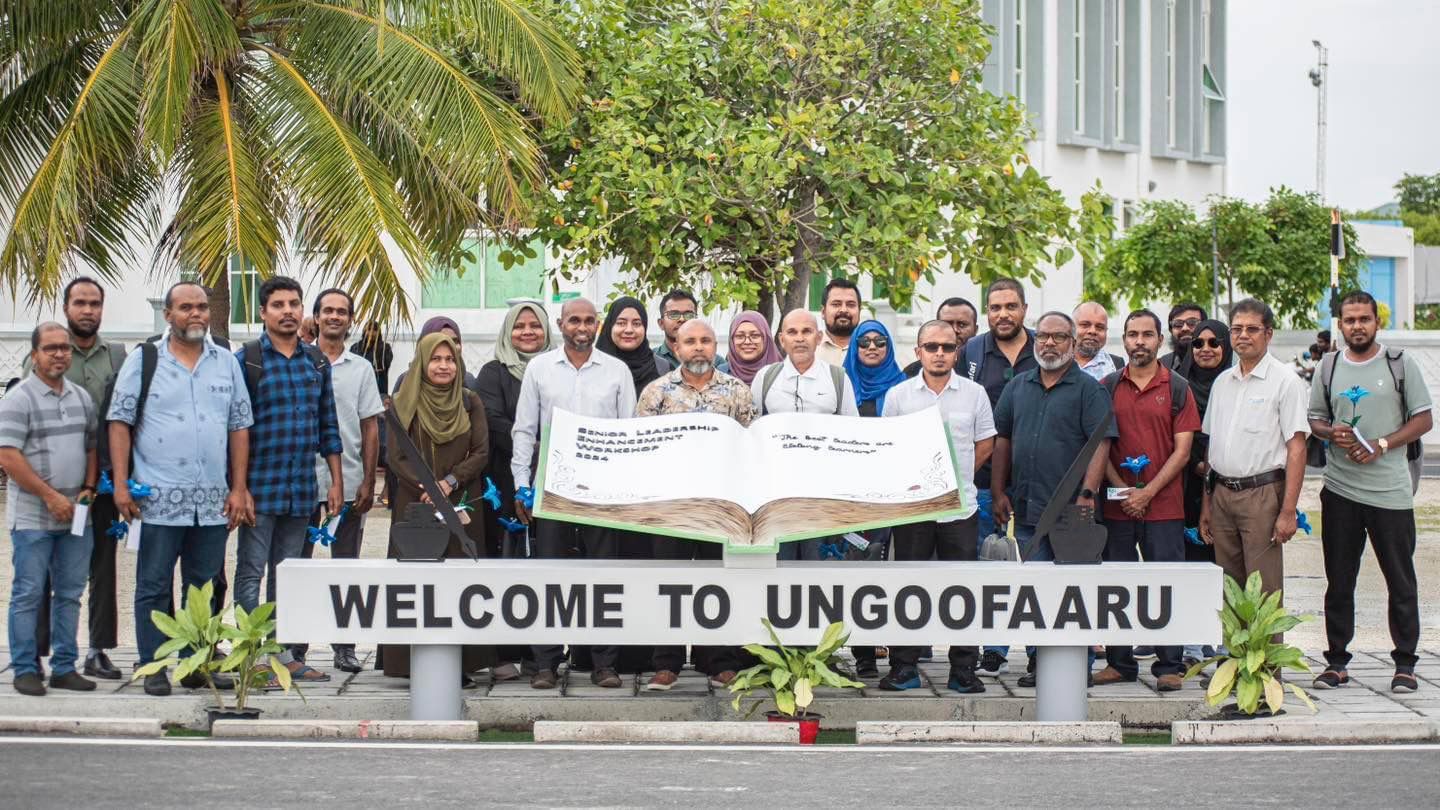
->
[1296, 510, 1313, 536]
[106, 520, 128, 540]
[1120, 455, 1151, 475]
[306, 504, 351, 546]
[498, 517, 527, 533]
[818, 540, 847, 561]
[480, 477, 502, 511]
[1184, 527, 1203, 546]
[126, 479, 155, 499]
[96, 471, 114, 495]
[516, 487, 536, 509]
[1340, 386, 1370, 406]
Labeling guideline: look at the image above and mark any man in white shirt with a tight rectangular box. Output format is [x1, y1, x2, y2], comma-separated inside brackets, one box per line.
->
[816, 278, 862, 366]
[511, 297, 637, 690]
[877, 320, 996, 695]
[751, 309, 859, 417]
[1199, 298, 1310, 596]
[297, 288, 384, 674]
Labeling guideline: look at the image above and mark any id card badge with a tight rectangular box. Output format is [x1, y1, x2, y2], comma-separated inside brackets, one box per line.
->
[1106, 487, 1131, 501]
[125, 519, 143, 551]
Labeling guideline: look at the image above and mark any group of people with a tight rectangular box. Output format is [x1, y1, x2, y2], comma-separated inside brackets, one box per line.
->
[2, 273, 1427, 700]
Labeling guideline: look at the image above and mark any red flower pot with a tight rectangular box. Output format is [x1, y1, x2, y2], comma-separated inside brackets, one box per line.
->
[766, 711, 822, 744]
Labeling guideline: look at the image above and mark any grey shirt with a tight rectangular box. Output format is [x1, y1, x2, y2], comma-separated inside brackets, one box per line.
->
[0, 375, 95, 531]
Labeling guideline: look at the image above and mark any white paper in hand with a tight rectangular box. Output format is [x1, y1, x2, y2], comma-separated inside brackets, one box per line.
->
[70, 503, 89, 537]
[125, 519, 143, 551]
[325, 514, 343, 537]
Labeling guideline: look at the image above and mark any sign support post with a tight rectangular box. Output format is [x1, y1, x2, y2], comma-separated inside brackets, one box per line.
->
[1035, 645, 1090, 721]
[410, 644, 464, 721]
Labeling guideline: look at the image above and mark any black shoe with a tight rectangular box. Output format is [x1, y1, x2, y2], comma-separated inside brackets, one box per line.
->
[13, 672, 45, 696]
[855, 659, 880, 679]
[947, 669, 986, 694]
[84, 652, 122, 680]
[1392, 670, 1418, 694]
[180, 671, 234, 690]
[878, 667, 922, 691]
[917, 646, 934, 662]
[334, 648, 363, 674]
[1017, 671, 1037, 688]
[1134, 646, 1156, 659]
[977, 650, 1009, 677]
[49, 671, 96, 691]
[1313, 669, 1349, 690]
[144, 672, 172, 696]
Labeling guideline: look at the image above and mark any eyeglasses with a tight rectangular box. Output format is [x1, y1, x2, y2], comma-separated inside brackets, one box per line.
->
[663, 310, 697, 322]
[1231, 325, 1267, 337]
[856, 336, 888, 349]
[1194, 338, 1224, 349]
[38, 344, 72, 357]
[1170, 317, 1201, 330]
[919, 341, 958, 354]
[1034, 332, 1072, 345]
[733, 332, 763, 344]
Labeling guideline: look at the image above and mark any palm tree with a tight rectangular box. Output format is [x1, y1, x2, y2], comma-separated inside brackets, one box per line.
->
[0, 0, 581, 331]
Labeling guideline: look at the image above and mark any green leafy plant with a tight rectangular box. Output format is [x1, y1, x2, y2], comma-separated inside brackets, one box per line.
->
[132, 581, 298, 712]
[728, 620, 863, 719]
[1184, 572, 1317, 716]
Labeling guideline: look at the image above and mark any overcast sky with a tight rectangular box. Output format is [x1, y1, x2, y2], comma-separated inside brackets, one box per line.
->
[1227, 0, 1440, 210]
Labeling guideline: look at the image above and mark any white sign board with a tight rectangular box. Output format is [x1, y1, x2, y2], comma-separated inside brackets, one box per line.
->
[277, 560, 1222, 646]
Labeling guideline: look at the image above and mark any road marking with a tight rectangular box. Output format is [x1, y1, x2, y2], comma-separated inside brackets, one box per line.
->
[0, 736, 1436, 754]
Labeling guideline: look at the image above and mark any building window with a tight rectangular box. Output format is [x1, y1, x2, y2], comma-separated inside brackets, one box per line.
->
[1199, 0, 1226, 157]
[229, 255, 260, 324]
[1165, 0, 1177, 148]
[1113, 0, 1125, 141]
[1073, 0, 1086, 132]
[981, 0, 1045, 130]
[1014, 0, 1027, 108]
[421, 236, 547, 310]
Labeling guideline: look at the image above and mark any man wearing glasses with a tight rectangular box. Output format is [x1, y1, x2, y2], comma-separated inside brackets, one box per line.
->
[1160, 303, 1207, 371]
[1199, 298, 1309, 599]
[990, 311, 1116, 688]
[653, 289, 728, 374]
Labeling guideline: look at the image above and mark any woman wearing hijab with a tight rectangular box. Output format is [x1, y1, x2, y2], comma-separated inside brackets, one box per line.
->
[392, 315, 482, 396]
[379, 333, 494, 682]
[843, 320, 908, 416]
[596, 296, 663, 395]
[727, 312, 781, 386]
[1179, 320, 1232, 664]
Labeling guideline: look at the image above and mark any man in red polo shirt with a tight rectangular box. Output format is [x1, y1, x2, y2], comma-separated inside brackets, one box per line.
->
[1095, 309, 1201, 691]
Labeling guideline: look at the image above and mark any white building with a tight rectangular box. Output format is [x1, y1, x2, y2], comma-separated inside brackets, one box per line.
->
[0, 0, 1228, 381]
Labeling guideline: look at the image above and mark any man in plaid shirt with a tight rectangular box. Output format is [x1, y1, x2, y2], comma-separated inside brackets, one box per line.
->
[235, 276, 342, 685]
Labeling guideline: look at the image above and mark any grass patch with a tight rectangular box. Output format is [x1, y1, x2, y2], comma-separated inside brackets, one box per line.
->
[816, 729, 856, 745]
[165, 727, 211, 738]
[1122, 730, 1171, 745]
[477, 728, 534, 743]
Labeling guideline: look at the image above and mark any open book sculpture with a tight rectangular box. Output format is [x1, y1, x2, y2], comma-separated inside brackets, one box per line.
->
[533, 408, 963, 553]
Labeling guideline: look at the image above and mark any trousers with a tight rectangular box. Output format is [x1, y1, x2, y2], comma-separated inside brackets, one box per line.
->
[1320, 488, 1420, 671]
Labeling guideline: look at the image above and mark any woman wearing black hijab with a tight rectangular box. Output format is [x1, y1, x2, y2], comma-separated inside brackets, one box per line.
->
[596, 296, 663, 395]
[1179, 320, 1234, 557]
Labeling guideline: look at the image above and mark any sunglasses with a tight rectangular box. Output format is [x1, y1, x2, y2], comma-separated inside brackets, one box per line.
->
[919, 341, 958, 354]
[857, 336, 888, 349]
[1194, 338, 1224, 349]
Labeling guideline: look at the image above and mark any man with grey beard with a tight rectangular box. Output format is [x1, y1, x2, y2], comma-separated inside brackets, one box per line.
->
[635, 319, 758, 692]
[990, 311, 1116, 688]
[108, 281, 255, 696]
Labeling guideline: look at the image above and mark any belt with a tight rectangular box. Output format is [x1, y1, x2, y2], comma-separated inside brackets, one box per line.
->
[1209, 469, 1285, 492]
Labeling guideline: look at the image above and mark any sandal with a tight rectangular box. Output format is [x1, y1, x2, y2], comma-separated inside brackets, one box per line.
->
[286, 662, 332, 683]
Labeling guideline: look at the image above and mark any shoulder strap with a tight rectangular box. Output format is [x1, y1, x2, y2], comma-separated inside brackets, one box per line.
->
[108, 342, 126, 374]
[1108, 352, 1124, 370]
[655, 354, 669, 376]
[1168, 370, 1188, 418]
[963, 335, 986, 381]
[828, 364, 845, 415]
[1319, 350, 1339, 420]
[135, 342, 157, 428]
[301, 341, 328, 372]
[1385, 347, 1408, 416]
[1100, 371, 1119, 397]
[243, 339, 263, 406]
[760, 364, 783, 416]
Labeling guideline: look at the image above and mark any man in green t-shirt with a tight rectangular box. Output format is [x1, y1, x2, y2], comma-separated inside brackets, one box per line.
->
[1307, 291, 1433, 695]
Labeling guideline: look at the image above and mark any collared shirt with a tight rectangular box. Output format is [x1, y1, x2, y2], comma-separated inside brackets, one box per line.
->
[816, 332, 849, 367]
[1079, 351, 1121, 381]
[239, 333, 342, 517]
[0, 375, 94, 531]
[1204, 352, 1310, 478]
[1103, 364, 1201, 523]
[967, 330, 1038, 490]
[109, 337, 252, 526]
[882, 372, 997, 520]
[314, 350, 385, 502]
[655, 342, 728, 374]
[512, 347, 638, 490]
[750, 358, 860, 417]
[636, 368, 757, 426]
[21, 337, 123, 421]
[994, 363, 1117, 527]
[1308, 344, 1432, 510]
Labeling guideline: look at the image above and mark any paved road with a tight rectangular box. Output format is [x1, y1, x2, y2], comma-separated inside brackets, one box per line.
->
[0, 737, 1436, 807]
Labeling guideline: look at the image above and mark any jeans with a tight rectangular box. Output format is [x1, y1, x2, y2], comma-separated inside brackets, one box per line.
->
[134, 522, 228, 664]
[237, 514, 309, 659]
[976, 489, 995, 541]
[8, 528, 93, 677]
[1100, 519, 1185, 678]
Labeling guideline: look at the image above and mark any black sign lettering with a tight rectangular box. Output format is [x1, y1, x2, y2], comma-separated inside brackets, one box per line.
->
[422, 584, 453, 628]
[1097, 586, 1132, 629]
[386, 585, 417, 628]
[502, 585, 539, 628]
[546, 584, 586, 627]
[1008, 585, 1045, 630]
[330, 584, 378, 628]
[982, 585, 1010, 629]
[938, 585, 975, 629]
[594, 584, 623, 628]
[767, 584, 802, 629]
[807, 585, 843, 629]
[895, 585, 931, 630]
[459, 584, 493, 628]
[694, 585, 729, 629]
[658, 584, 692, 628]
[1137, 585, 1171, 630]
[850, 585, 887, 630]
[1053, 585, 1092, 629]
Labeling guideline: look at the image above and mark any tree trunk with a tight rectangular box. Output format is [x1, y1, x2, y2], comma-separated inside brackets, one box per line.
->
[208, 267, 231, 342]
[782, 181, 822, 315]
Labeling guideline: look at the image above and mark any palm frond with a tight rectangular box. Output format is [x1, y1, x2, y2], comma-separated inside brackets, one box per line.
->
[254, 43, 423, 321]
[132, 0, 242, 158]
[0, 0, 123, 68]
[0, 39, 98, 202]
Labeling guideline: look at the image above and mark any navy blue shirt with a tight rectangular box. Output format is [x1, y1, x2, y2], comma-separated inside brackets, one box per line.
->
[967, 330, 1038, 489]
[239, 334, 342, 517]
[993, 362, 1116, 527]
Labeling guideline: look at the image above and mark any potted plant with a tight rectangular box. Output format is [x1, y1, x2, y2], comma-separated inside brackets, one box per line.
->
[728, 620, 864, 744]
[1183, 571, 1317, 719]
[133, 581, 300, 727]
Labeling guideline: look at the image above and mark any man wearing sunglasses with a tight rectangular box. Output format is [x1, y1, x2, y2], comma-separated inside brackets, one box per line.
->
[653, 289, 729, 374]
[1160, 302, 1207, 371]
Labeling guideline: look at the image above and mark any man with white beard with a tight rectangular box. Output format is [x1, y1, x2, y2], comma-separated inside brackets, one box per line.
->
[990, 311, 1116, 688]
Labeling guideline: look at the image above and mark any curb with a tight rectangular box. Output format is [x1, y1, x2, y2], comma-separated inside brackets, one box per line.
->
[856, 720, 1123, 745]
[211, 719, 479, 741]
[0, 716, 163, 737]
[1172, 719, 1440, 745]
[534, 721, 800, 744]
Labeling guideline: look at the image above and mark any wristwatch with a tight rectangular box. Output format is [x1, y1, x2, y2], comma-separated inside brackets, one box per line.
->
[1377, 438, 1390, 455]
[1079, 488, 1095, 499]
[443, 474, 459, 489]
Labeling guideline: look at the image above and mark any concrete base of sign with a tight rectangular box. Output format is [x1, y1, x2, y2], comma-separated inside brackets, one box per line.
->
[212, 719, 479, 741]
[1035, 646, 1089, 722]
[410, 644, 463, 721]
[0, 716, 163, 737]
[534, 720, 799, 744]
[1172, 718, 1440, 745]
[855, 720, 1122, 744]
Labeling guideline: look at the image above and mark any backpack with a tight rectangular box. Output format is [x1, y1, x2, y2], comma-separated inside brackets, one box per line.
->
[1100, 368, 1190, 419]
[241, 338, 328, 407]
[1310, 347, 1423, 492]
[759, 362, 846, 416]
[96, 342, 154, 471]
[963, 329, 1036, 383]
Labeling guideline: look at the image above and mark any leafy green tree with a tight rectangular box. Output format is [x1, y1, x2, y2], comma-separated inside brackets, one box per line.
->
[513, 0, 1103, 319]
[1395, 172, 1440, 216]
[1086, 188, 1361, 329]
[0, 0, 581, 331]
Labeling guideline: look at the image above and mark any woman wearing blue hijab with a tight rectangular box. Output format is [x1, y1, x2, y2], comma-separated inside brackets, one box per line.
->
[843, 320, 908, 417]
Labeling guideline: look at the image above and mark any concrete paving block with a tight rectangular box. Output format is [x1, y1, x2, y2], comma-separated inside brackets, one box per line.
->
[534, 721, 799, 744]
[212, 719, 478, 740]
[856, 720, 1123, 745]
[0, 716, 163, 737]
[1172, 718, 1440, 744]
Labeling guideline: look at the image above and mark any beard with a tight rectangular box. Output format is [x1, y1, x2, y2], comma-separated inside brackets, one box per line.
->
[827, 318, 856, 338]
[1346, 332, 1375, 355]
[1034, 345, 1074, 372]
[1077, 336, 1104, 357]
[683, 358, 714, 376]
[174, 324, 208, 343]
[67, 319, 98, 339]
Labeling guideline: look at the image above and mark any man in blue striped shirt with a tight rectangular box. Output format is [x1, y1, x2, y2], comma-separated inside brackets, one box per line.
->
[235, 277, 342, 685]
